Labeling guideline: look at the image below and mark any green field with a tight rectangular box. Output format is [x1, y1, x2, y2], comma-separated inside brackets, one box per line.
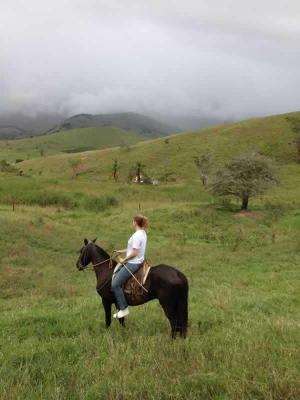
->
[0, 126, 141, 162]
[0, 112, 299, 399]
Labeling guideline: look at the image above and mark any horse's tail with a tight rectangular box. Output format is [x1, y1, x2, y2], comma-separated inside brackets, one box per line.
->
[175, 273, 189, 337]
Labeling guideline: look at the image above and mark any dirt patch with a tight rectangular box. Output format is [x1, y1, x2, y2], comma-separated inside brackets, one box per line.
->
[234, 210, 264, 220]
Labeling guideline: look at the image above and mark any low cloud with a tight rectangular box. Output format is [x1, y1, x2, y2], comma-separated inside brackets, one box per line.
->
[1, 0, 300, 120]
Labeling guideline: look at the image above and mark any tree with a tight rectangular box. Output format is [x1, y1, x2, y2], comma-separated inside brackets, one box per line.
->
[112, 159, 120, 181]
[194, 153, 212, 186]
[210, 153, 278, 210]
[134, 161, 145, 183]
[128, 161, 148, 183]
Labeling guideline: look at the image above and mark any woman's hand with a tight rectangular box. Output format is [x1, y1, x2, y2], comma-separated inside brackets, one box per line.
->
[113, 249, 126, 255]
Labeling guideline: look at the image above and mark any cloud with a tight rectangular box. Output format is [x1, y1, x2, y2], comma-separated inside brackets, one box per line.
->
[1, 0, 300, 120]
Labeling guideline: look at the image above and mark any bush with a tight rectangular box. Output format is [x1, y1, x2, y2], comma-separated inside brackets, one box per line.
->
[0, 160, 18, 173]
[84, 195, 119, 212]
[5, 191, 77, 209]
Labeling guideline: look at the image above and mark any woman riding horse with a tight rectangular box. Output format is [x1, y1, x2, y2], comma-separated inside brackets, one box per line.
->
[76, 216, 189, 338]
[112, 214, 148, 319]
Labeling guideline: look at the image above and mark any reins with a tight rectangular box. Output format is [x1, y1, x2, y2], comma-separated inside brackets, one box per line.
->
[79, 247, 149, 293]
[81, 257, 114, 270]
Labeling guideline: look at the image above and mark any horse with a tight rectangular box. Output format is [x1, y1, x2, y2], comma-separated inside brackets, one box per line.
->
[76, 238, 189, 338]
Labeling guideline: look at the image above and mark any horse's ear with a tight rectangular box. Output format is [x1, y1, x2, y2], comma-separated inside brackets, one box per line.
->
[92, 238, 97, 243]
[84, 238, 89, 245]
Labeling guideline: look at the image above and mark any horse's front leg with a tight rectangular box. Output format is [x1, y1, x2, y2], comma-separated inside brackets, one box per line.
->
[113, 302, 126, 327]
[101, 297, 112, 328]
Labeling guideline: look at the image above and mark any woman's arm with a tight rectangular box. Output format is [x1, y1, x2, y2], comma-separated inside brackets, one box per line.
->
[119, 249, 139, 264]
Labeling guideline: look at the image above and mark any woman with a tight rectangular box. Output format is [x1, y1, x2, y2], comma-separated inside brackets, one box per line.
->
[112, 214, 148, 319]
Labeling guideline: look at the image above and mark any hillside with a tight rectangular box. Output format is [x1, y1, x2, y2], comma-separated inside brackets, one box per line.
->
[21, 111, 300, 181]
[0, 125, 27, 139]
[0, 111, 299, 399]
[0, 126, 141, 161]
[58, 112, 179, 138]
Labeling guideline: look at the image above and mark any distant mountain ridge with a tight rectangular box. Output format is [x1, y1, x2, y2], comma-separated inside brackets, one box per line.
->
[0, 112, 64, 138]
[0, 112, 179, 139]
[57, 112, 180, 138]
[0, 125, 27, 139]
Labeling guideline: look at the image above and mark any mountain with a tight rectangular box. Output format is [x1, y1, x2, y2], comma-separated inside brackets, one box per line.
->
[0, 112, 64, 138]
[0, 125, 27, 139]
[0, 111, 179, 140]
[58, 112, 179, 138]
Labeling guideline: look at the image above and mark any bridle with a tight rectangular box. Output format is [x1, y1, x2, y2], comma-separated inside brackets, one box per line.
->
[77, 243, 116, 292]
[78, 243, 114, 271]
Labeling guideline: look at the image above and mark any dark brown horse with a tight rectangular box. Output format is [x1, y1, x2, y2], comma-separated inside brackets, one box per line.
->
[76, 238, 189, 338]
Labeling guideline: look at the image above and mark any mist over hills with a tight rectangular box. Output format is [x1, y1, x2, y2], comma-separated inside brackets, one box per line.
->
[0, 111, 226, 139]
[0, 112, 64, 139]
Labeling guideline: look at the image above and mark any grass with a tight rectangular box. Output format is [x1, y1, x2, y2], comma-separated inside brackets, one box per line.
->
[0, 111, 299, 399]
[0, 126, 141, 162]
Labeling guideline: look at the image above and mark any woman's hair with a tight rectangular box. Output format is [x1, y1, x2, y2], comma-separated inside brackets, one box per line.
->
[133, 214, 149, 229]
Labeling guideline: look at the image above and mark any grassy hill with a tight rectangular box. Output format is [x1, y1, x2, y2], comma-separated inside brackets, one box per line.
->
[0, 111, 299, 399]
[59, 112, 179, 138]
[21, 111, 299, 181]
[0, 126, 141, 162]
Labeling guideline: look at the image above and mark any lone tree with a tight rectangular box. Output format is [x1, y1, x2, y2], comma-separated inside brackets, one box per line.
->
[194, 153, 212, 186]
[112, 159, 120, 181]
[134, 161, 145, 183]
[210, 153, 278, 210]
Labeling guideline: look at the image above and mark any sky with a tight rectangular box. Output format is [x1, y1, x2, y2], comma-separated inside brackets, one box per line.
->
[1, 0, 300, 121]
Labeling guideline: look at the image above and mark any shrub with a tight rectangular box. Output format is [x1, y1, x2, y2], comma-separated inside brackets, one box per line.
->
[194, 153, 213, 186]
[84, 195, 119, 212]
[0, 160, 18, 173]
[5, 191, 77, 209]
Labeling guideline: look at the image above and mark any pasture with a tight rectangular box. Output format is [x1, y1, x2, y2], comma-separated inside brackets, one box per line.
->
[0, 126, 140, 162]
[0, 112, 299, 399]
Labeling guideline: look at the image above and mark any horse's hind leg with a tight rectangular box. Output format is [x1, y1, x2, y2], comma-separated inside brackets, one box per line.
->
[159, 298, 178, 339]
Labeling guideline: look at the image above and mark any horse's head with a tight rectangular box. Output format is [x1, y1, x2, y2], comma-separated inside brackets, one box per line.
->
[76, 238, 97, 270]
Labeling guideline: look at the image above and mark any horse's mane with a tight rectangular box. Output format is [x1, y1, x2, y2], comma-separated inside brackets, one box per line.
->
[93, 243, 110, 259]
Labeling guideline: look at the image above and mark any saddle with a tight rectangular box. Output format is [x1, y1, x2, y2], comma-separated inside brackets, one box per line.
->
[123, 260, 151, 303]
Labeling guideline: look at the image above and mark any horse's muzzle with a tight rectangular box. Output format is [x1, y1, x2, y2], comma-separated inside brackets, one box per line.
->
[76, 261, 84, 271]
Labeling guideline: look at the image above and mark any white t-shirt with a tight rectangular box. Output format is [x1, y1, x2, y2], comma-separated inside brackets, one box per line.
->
[126, 229, 147, 264]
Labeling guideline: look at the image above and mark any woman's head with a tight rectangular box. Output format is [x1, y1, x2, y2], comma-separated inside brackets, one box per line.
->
[133, 214, 149, 230]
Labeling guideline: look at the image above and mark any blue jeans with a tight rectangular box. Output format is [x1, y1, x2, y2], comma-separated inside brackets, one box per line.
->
[111, 263, 140, 310]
